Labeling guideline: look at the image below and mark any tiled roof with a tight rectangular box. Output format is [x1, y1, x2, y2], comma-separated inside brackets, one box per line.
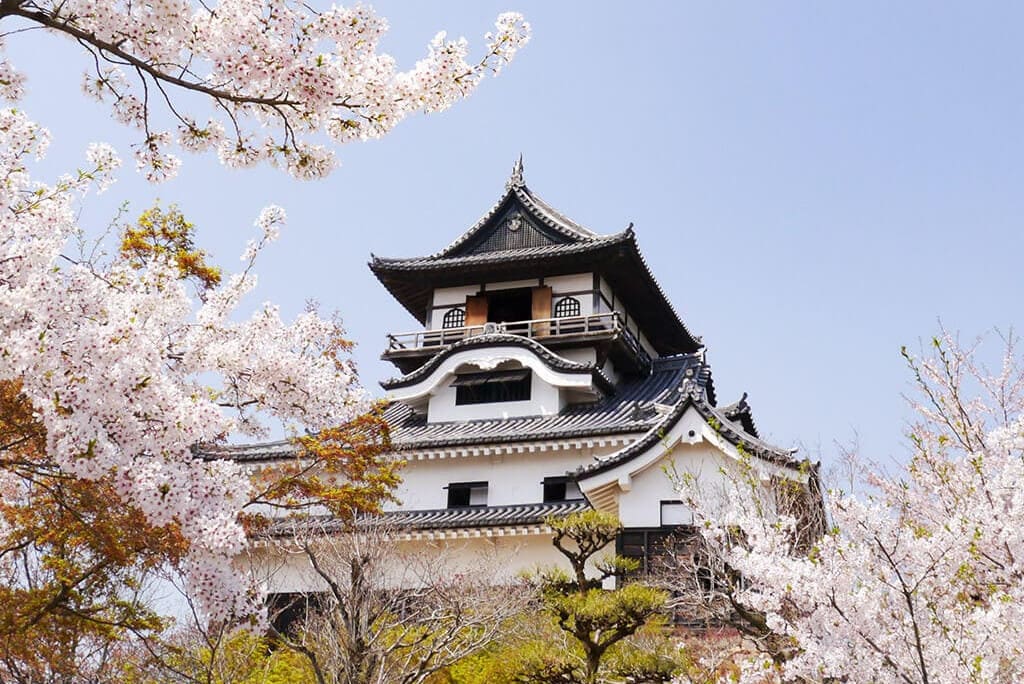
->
[265, 500, 591, 536]
[370, 229, 631, 271]
[432, 158, 598, 257]
[201, 439, 297, 462]
[384, 354, 707, 451]
[367, 161, 701, 355]
[206, 355, 711, 463]
[721, 392, 760, 438]
[574, 385, 800, 479]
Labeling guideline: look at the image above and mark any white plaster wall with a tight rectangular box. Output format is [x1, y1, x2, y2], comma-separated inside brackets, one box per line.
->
[552, 293, 594, 317]
[428, 306, 462, 330]
[429, 276, 598, 328]
[427, 371, 564, 423]
[596, 278, 658, 358]
[612, 297, 627, 323]
[560, 348, 597, 365]
[593, 297, 613, 315]
[253, 534, 576, 594]
[637, 329, 657, 359]
[546, 273, 592, 294]
[548, 273, 595, 316]
[432, 285, 478, 307]
[599, 277, 613, 305]
[616, 443, 736, 528]
[430, 278, 595, 327]
[484, 278, 541, 292]
[390, 448, 613, 510]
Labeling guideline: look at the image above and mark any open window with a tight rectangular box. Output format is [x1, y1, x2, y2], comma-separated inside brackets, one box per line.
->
[487, 288, 533, 324]
[464, 286, 552, 336]
[446, 481, 488, 508]
[452, 369, 531, 405]
[542, 476, 583, 502]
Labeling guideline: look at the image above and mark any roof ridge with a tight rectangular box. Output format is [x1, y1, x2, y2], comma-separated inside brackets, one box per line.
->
[422, 160, 603, 260]
[574, 390, 799, 479]
[370, 229, 633, 267]
[514, 185, 599, 240]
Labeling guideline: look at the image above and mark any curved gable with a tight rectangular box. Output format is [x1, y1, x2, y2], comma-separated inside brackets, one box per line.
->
[382, 334, 612, 407]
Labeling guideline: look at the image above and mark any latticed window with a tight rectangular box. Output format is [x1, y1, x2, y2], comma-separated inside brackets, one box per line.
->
[553, 296, 581, 318]
[441, 308, 466, 329]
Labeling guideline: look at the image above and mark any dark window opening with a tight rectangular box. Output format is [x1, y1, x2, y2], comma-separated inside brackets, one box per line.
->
[441, 308, 466, 329]
[618, 526, 713, 627]
[617, 527, 689, 577]
[486, 288, 533, 324]
[553, 296, 581, 318]
[543, 476, 583, 502]
[446, 481, 488, 508]
[453, 369, 531, 405]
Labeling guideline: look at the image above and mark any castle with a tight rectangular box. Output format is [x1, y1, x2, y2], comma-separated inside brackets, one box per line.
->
[224, 159, 814, 602]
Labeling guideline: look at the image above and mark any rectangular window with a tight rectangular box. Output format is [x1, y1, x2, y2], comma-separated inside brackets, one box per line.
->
[617, 527, 692, 576]
[453, 370, 531, 405]
[543, 476, 583, 502]
[660, 500, 692, 526]
[446, 481, 488, 508]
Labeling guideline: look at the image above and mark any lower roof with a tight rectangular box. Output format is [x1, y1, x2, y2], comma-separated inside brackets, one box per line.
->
[265, 500, 591, 536]
[202, 354, 716, 463]
[383, 353, 710, 450]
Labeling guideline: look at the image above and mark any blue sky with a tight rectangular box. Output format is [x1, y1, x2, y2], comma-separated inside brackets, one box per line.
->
[12, 3, 1024, 471]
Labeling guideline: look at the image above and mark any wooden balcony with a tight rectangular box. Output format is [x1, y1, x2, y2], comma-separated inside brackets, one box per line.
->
[382, 312, 652, 377]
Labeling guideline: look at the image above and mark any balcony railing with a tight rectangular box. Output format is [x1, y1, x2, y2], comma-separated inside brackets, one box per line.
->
[385, 312, 652, 369]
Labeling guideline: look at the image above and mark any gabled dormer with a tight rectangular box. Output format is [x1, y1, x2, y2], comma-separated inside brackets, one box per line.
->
[370, 159, 704, 422]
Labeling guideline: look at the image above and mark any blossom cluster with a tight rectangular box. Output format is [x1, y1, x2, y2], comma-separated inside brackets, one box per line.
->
[0, 108, 365, 620]
[680, 337, 1024, 683]
[3, 2, 530, 181]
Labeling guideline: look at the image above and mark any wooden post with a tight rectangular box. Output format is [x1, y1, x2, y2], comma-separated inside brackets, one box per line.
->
[531, 286, 552, 337]
[466, 295, 488, 336]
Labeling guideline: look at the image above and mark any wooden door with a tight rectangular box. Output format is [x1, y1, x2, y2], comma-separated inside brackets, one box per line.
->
[531, 286, 552, 337]
[465, 295, 488, 336]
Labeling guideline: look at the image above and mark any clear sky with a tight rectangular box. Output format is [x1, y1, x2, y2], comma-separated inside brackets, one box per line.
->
[11, 2, 1024, 472]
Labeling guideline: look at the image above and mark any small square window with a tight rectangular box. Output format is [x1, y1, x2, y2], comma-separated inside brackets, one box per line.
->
[543, 476, 583, 502]
[446, 481, 488, 508]
[660, 500, 692, 526]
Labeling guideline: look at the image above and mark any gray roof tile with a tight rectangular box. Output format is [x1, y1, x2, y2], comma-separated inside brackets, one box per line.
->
[204, 355, 712, 462]
[574, 386, 800, 479]
[265, 500, 592, 535]
[384, 354, 707, 450]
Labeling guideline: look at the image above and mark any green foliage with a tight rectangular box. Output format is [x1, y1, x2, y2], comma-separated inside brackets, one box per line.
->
[529, 510, 676, 683]
[433, 612, 687, 684]
[604, 624, 688, 683]
[120, 629, 315, 684]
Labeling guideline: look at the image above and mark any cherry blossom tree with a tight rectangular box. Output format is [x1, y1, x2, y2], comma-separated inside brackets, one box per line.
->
[0, 1, 530, 180]
[263, 517, 530, 684]
[0, 1, 529, 630]
[677, 331, 1024, 684]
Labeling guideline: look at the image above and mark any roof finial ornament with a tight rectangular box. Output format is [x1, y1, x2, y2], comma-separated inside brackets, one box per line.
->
[506, 154, 525, 190]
